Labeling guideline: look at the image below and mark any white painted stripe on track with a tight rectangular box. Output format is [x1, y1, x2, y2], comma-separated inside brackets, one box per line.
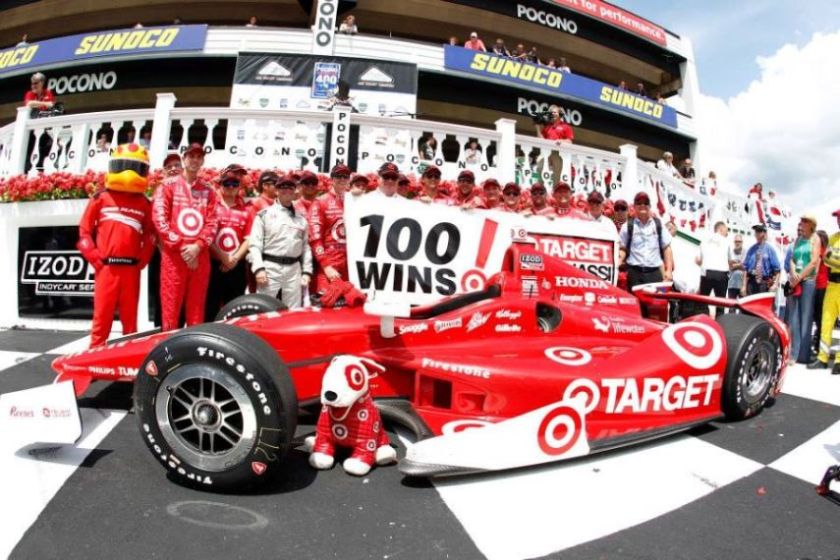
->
[780, 363, 840, 407]
[433, 435, 763, 560]
[0, 351, 40, 373]
[769, 419, 840, 486]
[0, 407, 127, 559]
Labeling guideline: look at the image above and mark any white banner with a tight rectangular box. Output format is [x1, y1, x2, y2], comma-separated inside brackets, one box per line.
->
[345, 194, 618, 305]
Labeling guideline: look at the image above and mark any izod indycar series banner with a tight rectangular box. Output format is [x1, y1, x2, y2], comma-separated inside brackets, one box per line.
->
[345, 194, 618, 305]
[0, 25, 208, 77]
[444, 46, 678, 129]
[17, 226, 95, 319]
[230, 53, 417, 115]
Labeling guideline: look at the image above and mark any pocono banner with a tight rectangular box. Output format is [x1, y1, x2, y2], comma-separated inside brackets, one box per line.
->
[444, 46, 678, 129]
[0, 25, 208, 77]
[345, 194, 618, 305]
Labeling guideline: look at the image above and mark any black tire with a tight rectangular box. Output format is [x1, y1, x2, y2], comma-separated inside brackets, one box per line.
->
[134, 322, 298, 491]
[717, 313, 781, 420]
[214, 293, 287, 322]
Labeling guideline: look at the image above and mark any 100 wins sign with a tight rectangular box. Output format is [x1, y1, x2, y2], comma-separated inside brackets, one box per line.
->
[345, 195, 618, 305]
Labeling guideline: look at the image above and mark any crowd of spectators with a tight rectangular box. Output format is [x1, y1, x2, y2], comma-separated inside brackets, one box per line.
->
[458, 31, 573, 73]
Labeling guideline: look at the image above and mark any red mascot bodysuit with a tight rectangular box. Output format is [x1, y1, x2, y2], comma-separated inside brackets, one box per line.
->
[308, 188, 347, 294]
[152, 154, 218, 331]
[77, 143, 155, 347]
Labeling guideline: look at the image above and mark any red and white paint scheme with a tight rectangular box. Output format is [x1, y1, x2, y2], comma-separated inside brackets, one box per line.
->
[50, 213, 790, 485]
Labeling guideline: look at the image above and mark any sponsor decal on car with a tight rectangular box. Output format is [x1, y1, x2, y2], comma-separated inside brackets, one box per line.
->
[434, 318, 462, 333]
[592, 316, 646, 334]
[520, 253, 544, 271]
[558, 294, 583, 303]
[495, 324, 522, 333]
[495, 309, 522, 320]
[466, 312, 490, 332]
[522, 275, 539, 297]
[562, 373, 720, 414]
[421, 357, 491, 379]
[555, 276, 610, 290]
[398, 322, 429, 335]
[661, 323, 723, 370]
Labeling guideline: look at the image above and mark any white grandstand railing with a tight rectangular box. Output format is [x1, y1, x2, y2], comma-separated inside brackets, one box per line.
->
[2, 92, 726, 237]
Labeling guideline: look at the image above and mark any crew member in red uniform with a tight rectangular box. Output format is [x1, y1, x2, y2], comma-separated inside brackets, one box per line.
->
[77, 144, 155, 347]
[473, 178, 501, 210]
[294, 170, 320, 216]
[499, 182, 522, 212]
[205, 164, 251, 321]
[552, 181, 590, 220]
[417, 165, 451, 204]
[452, 170, 482, 207]
[250, 170, 279, 214]
[152, 143, 218, 331]
[309, 164, 351, 295]
[524, 183, 555, 217]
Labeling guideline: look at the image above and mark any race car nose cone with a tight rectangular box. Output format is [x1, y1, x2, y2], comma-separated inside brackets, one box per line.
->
[324, 391, 338, 402]
[195, 404, 218, 427]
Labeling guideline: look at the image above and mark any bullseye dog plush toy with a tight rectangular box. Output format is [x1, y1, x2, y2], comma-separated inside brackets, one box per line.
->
[307, 355, 397, 476]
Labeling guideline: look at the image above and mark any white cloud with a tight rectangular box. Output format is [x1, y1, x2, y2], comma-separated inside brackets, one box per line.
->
[695, 30, 840, 220]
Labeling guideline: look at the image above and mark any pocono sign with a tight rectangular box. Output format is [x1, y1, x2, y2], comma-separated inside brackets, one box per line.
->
[345, 194, 618, 305]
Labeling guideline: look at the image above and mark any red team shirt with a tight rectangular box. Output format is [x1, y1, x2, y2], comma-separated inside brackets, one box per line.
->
[213, 197, 252, 255]
[78, 190, 155, 267]
[152, 176, 219, 251]
[308, 191, 346, 268]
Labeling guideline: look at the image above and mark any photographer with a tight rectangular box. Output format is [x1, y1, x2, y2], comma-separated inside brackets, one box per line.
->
[23, 72, 55, 113]
[534, 104, 573, 183]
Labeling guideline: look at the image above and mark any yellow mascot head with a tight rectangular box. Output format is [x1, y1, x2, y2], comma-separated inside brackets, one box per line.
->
[106, 143, 150, 193]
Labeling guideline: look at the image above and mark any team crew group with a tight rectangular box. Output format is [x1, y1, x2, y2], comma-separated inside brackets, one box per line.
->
[79, 142, 654, 347]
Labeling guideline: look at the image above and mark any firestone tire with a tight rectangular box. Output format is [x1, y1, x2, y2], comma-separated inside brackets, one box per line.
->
[717, 313, 781, 420]
[214, 293, 287, 322]
[134, 322, 298, 491]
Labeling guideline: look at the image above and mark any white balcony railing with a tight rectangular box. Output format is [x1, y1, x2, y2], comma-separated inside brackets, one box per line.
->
[3, 92, 748, 238]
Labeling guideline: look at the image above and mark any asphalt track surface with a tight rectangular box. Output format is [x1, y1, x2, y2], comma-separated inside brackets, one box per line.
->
[1, 328, 840, 560]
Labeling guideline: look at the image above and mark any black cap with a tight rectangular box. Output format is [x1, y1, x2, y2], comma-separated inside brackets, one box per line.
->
[752, 224, 767, 232]
[258, 170, 279, 184]
[379, 162, 399, 178]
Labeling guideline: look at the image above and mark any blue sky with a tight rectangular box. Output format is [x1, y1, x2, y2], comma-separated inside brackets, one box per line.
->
[617, 1, 840, 99]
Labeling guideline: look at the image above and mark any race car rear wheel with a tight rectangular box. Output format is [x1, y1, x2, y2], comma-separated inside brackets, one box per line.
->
[134, 322, 297, 490]
[717, 314, 780, 420]
[214, 293, 287, 322]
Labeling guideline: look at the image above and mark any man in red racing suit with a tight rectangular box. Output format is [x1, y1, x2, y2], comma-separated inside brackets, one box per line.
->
[78, 143, 155, 347]
[309, 164, 350, 294]
[152, 143, 218, 330]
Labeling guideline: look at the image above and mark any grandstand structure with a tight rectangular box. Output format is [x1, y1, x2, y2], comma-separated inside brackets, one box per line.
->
[0, 0, 785, 330]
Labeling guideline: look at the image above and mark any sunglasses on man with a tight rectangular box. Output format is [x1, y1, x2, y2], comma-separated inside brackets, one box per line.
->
[221, 179, 241, 188]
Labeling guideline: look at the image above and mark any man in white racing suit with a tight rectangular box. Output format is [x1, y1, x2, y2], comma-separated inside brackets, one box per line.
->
[248, 174, 314, 307]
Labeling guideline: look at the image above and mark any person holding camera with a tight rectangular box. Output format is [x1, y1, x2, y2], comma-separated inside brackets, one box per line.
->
[23, 72, 55, 112]
[535, 105, 573, 184]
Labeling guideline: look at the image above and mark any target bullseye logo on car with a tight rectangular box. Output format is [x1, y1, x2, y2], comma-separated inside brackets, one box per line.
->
[662, 322, 724, 370]
[537, 405, 583, 456]
[545, 346, 592, 366]
[176, 208, 203, 237]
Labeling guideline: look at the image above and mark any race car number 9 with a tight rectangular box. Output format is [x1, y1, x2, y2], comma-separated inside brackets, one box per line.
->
[360, 215, 460, 264]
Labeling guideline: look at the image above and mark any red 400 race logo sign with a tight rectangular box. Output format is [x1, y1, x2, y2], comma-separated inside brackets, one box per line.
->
[344, 194, 618, 305]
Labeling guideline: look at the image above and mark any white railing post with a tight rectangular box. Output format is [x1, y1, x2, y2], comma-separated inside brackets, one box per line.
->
[618, 143, 639, 200]
[68, 122, 91, 174]
[149, 93, 177, 167]
[494, 118, 517, 184]
[9, 107, 31, 175]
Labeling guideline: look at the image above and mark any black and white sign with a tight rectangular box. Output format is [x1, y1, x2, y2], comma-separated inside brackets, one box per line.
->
[230, 53, 417, 115]
[311, 0, 339, 55]
[17, 226, 94, 319]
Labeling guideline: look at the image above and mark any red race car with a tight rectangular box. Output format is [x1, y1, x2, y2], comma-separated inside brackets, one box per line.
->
[51, 239, 789, 490]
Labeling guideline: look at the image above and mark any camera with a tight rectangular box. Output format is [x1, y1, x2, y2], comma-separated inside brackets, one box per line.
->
[530, 111, 553, 125]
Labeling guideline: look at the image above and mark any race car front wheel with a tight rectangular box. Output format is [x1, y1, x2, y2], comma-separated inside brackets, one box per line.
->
[214, 293, 288, 322]
[717, 314, 780, 420]
[134, 322, 297, 491]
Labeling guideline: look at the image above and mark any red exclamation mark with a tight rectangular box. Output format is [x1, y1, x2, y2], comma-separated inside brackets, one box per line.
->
[460, 219, 498, 292]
